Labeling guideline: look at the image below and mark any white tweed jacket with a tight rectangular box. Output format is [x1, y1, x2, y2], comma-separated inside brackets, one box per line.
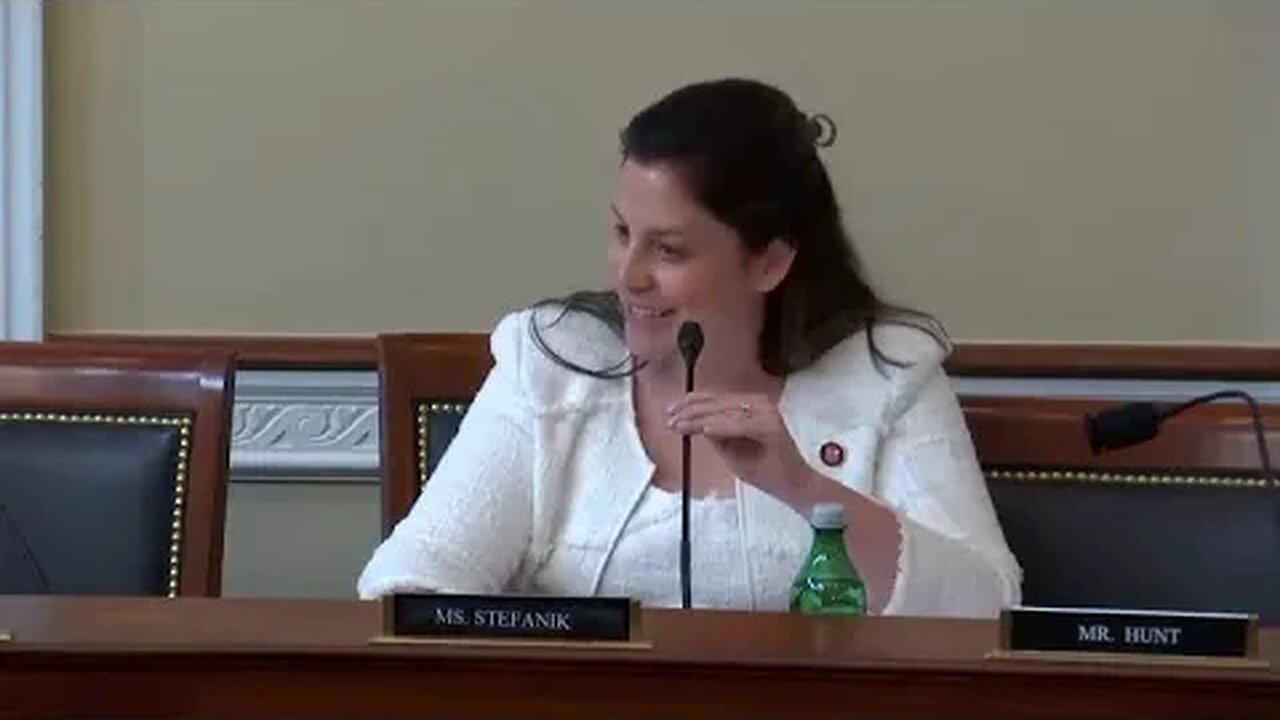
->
[357, 308, 1022, 617]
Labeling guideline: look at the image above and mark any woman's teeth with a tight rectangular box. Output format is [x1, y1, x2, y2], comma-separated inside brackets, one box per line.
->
[629, 305, 673, 318]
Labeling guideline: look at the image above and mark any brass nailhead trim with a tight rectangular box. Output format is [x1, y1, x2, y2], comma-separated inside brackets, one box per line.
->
[415, 402, 469, 487]
[987, 468, 1270, 489]
[0, 411, 195, 598]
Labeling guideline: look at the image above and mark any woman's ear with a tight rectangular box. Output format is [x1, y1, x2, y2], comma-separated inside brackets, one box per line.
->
[750, 238, 797, 293]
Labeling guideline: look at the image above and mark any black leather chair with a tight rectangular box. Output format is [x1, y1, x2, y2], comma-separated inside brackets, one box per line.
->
[965, 395, 1280, 623]
[376, 334, 490, 532]
[0, 342, 234, 596]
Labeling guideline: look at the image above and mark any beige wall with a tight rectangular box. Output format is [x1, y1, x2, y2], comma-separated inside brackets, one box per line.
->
[221, 481, 379, 598]
[46, 0, 1280, 342]
[1254, 1, 1280, 340]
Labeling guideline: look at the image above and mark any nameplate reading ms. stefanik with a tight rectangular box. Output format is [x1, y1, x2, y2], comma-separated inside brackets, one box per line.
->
[376, 593, 644, 647]
[991, 606, 1263, 667]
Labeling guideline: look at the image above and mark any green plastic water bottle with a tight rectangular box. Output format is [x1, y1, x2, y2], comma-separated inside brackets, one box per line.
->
[790, 503, 867, 615]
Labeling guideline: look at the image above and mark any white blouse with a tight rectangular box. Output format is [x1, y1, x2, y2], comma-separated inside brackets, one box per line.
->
[358, 307, 1022, 618]
[597, 483, 806, 610]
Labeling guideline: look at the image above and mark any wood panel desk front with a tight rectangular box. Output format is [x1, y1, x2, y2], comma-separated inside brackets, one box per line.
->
[0, 597, 1275, 718]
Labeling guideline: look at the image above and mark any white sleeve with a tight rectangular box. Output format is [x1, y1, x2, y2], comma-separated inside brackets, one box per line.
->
[356, 313, 534, 599]
[876, 370, 1023, 618]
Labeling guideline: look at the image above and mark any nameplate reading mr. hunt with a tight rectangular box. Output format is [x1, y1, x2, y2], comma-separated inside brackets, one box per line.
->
[385, 593, 636, 642]
[1002, 606, 1256, 659]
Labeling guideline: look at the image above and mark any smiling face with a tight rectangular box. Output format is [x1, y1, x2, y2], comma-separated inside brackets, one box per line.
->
[608, 159, 795, 373]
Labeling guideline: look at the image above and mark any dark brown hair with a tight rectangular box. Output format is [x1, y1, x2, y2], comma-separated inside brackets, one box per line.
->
[532, 78, 943, 378]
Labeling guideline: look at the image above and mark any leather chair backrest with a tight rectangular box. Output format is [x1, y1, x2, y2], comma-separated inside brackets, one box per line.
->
[966, 395, 1280, 623]
[0, 342, 234, 596]
[377, 334, 490, 531]
[415, 400, 471, 486]
[0, 412, 192, 595]
[986, 469, 1277, 620]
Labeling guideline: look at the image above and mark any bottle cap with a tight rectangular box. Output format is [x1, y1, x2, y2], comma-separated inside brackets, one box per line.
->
[810, 502, 845, 530]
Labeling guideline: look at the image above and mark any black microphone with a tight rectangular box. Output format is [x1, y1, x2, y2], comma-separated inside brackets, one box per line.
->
[1084, 391, 1273, 480]
[677, 321, 704, 610]
[1084, 402, 1166, 454]
[0, 501, 50, 593]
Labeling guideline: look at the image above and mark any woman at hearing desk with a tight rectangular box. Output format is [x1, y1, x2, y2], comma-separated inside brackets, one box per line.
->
[358, 78, 1021, 617]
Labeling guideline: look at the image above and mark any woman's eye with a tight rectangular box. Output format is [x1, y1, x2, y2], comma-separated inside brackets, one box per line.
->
[657, 243, 685, 260]
[612, 224, 629, 242]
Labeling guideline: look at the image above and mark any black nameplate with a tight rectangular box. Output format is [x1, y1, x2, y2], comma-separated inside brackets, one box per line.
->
[1001, 606, 1257, 659]
[384, 593, 638, 643]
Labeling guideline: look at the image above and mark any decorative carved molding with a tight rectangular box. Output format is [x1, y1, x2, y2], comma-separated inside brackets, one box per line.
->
[229, 370, 379, 480]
